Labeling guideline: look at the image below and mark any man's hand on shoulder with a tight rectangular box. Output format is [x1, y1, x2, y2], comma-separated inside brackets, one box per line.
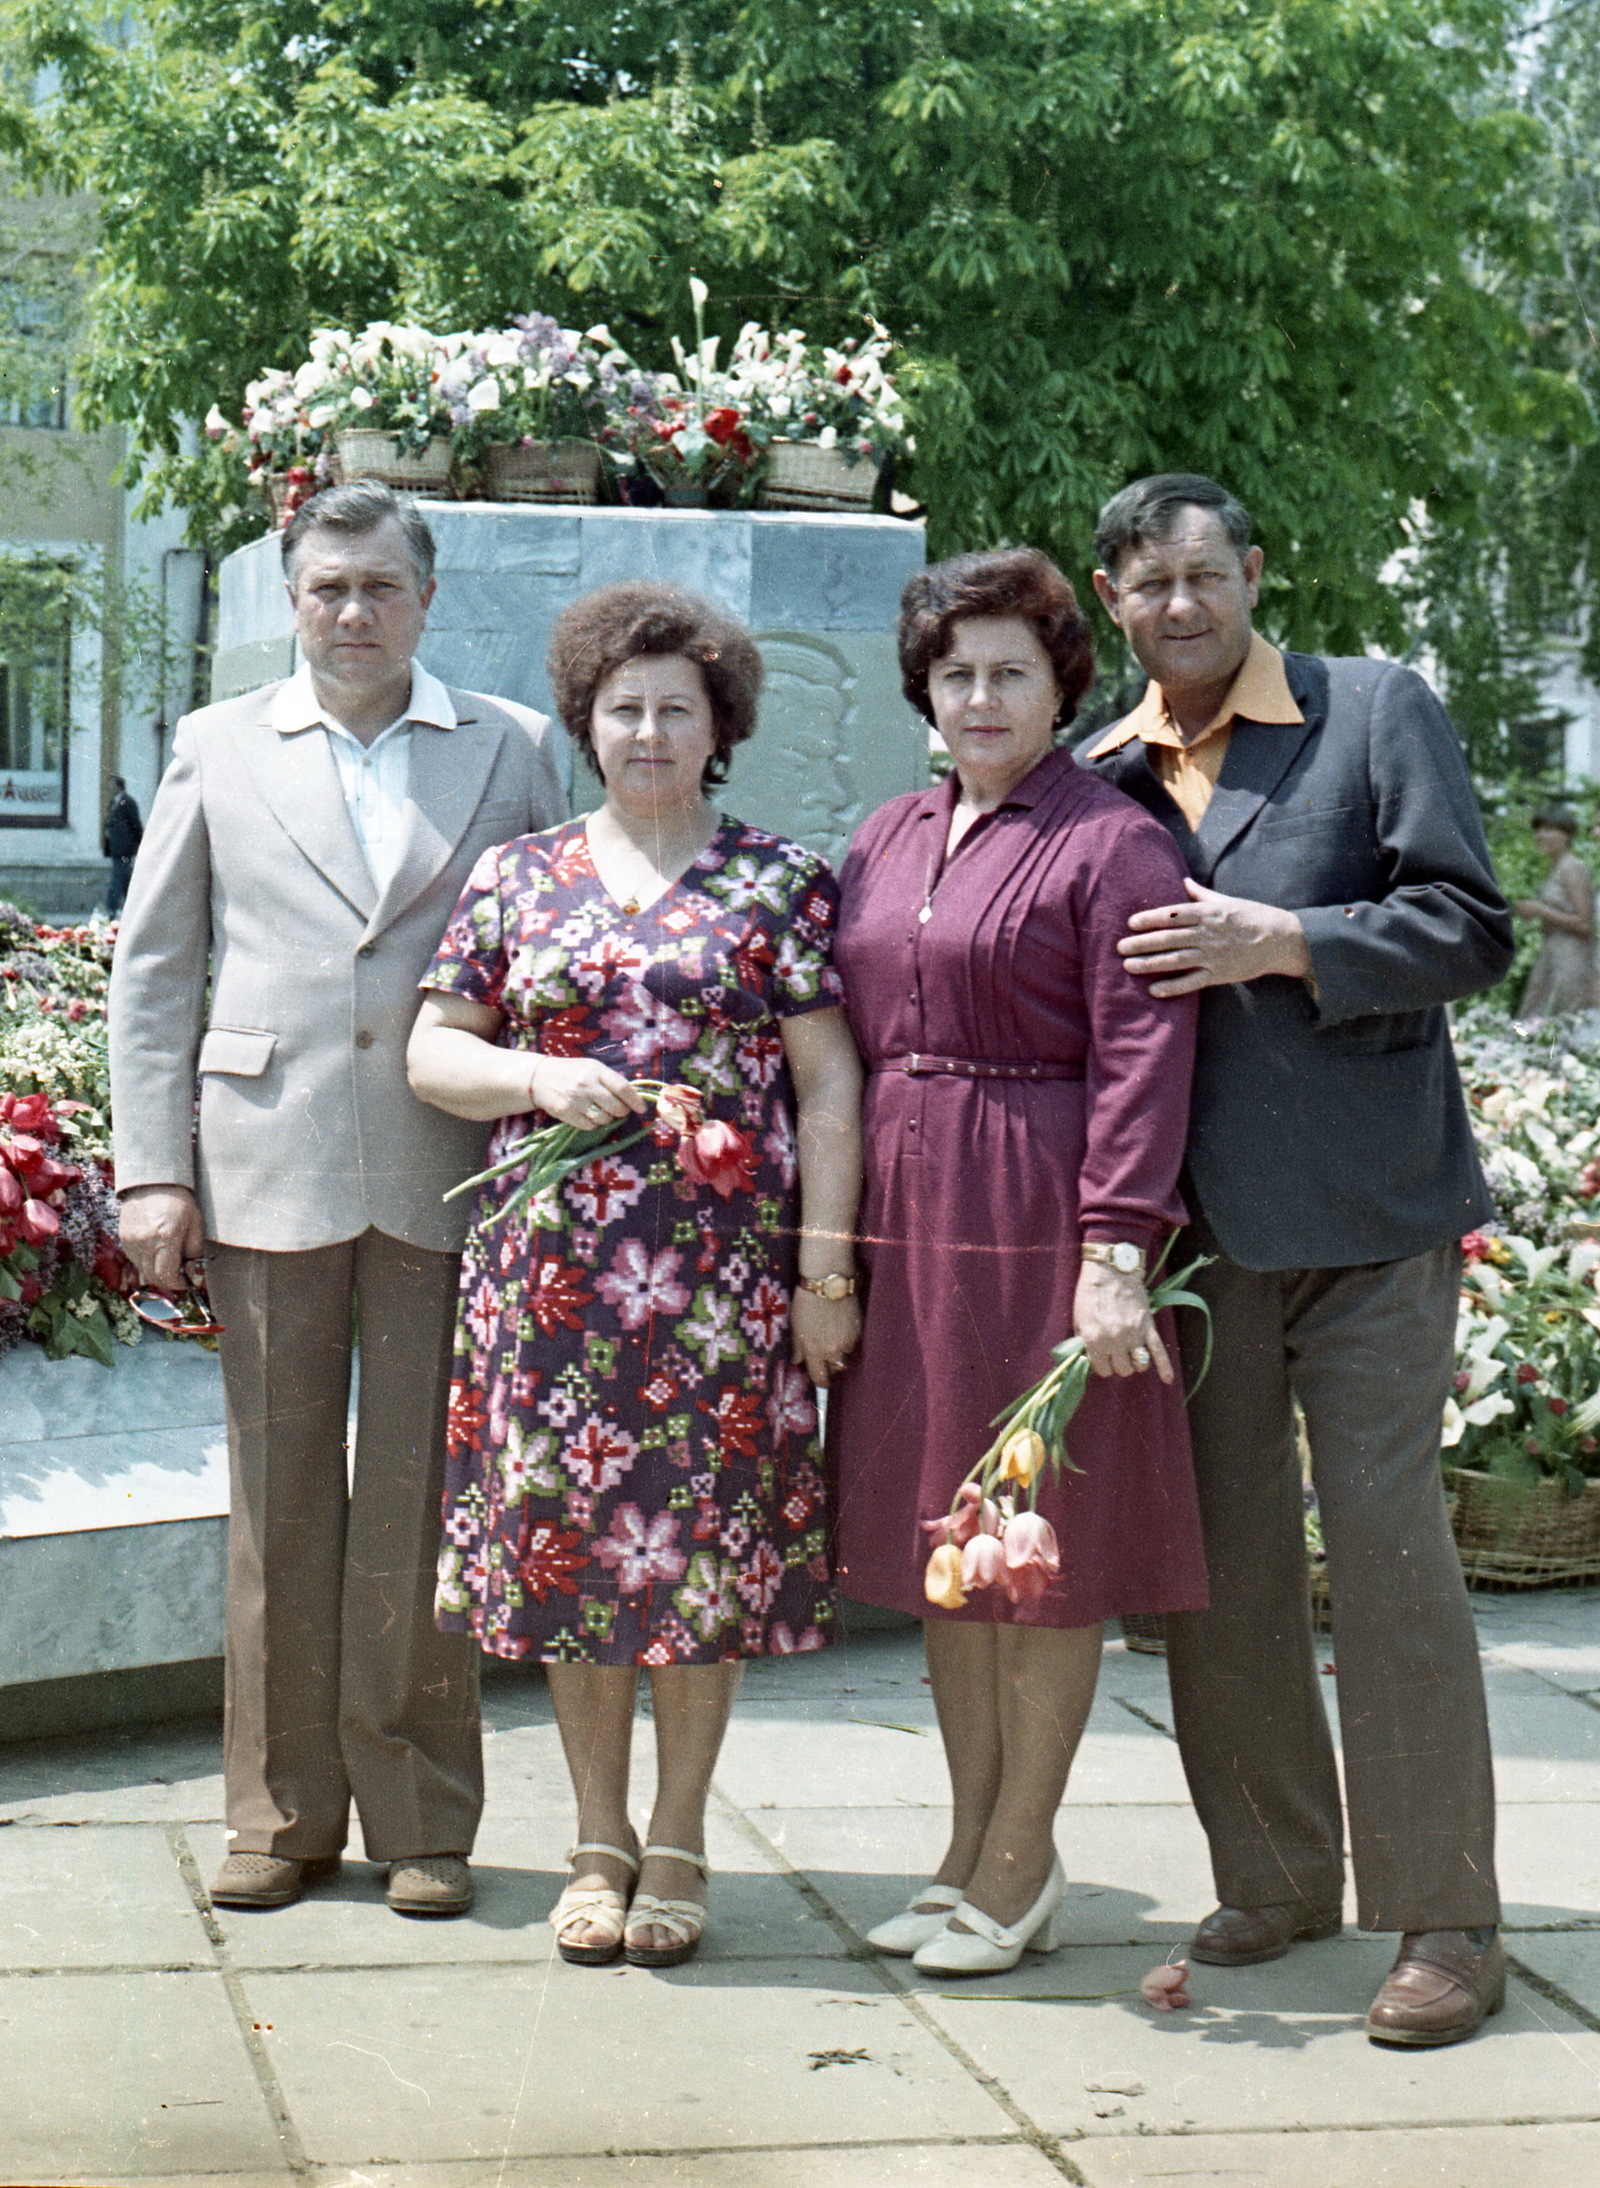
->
[1118, 878, 1311, 997]
[118, 1185, 206, 1292]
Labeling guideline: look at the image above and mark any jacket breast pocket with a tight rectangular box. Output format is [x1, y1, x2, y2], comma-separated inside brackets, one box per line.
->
[199, 1027, 277, 1077]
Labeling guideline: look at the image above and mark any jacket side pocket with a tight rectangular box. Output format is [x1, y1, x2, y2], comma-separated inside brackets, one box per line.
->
[198, 1027, 277, 1077]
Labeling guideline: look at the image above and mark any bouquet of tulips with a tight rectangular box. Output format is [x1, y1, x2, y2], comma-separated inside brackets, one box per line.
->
[924, 1254, 1212, 1611]
[445, 1079, 759, 1225]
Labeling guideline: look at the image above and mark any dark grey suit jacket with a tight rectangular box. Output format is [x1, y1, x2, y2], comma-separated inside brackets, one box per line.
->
[1078, 651, 1513, 1271]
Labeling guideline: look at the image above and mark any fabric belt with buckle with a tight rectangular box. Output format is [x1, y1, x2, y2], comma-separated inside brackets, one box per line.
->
[883, 1054, 1086, 1082]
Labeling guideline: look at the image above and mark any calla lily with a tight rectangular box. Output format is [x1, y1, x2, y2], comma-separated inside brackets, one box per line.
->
[924, 1543, 968, 1610]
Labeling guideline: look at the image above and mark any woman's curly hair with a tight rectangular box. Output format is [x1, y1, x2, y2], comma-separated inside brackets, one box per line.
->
[898, 547, 1095, 728]
[546, 582, 765, 787]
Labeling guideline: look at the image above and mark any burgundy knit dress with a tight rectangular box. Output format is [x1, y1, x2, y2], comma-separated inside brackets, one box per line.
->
[826, 746, 1210, 1626]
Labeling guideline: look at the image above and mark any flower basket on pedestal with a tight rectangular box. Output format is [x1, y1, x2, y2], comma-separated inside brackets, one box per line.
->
[1445, 1465, 1600, 1587]
[758, 441, 878, 512]
[482, 439, 601, 504]
[264, 469, 316, 528]
[333, 429, 454, 496]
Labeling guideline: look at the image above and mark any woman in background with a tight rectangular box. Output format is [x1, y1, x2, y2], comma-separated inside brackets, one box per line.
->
[1515, 803, 1596, 1019]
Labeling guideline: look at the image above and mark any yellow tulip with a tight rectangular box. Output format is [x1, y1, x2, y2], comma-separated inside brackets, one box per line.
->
[923, 1542, 969, 1610]
[998, 1427, 1046, 1487]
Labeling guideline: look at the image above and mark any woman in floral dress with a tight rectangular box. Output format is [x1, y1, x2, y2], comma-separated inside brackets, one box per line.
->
[408, 582, 862, 1967]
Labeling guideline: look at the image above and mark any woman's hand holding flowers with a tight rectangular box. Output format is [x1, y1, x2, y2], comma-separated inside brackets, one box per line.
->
[1074, 1261, 1173, 1382]
[527, 1055, 650, 1128]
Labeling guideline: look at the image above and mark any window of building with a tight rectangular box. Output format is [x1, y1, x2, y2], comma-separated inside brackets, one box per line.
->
[0, 620, 71, 826]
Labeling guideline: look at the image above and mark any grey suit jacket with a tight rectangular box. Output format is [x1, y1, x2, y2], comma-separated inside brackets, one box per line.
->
[1079, 652, 1514, 1271]
[110, 677, 568, 1253]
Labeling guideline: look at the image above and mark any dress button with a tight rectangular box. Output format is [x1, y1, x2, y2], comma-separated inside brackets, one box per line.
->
[355, 1029, 374, 1049]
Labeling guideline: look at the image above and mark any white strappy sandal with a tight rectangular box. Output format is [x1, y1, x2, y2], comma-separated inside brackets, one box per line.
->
[624, 1844, 710, 1968]
[549, 1841, 640, 1966]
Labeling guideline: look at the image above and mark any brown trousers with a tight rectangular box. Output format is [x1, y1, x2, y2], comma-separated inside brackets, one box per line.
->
[1165, 1227, 1499, 1935]
[208, 1229, 482, 1863]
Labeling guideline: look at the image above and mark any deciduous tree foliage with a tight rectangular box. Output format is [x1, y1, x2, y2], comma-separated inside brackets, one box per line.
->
[12, 0, 1576, 662]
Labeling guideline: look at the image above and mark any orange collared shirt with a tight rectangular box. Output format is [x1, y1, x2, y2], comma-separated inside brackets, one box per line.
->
[1088, 632, 1303, 830]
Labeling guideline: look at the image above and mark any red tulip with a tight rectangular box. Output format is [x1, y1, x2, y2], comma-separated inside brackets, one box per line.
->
[677, 1119, 758, 1200]
[655, 1083, 704, 1137]
[19, 1197, 59, 1242]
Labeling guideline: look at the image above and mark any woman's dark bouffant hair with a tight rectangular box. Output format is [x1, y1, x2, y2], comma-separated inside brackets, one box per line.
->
[546, 582, 764, 787]
[898, 547, 1095, 728]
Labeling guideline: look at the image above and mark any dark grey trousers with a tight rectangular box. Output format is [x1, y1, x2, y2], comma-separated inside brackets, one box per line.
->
[1165, 1226, 1499, 1934]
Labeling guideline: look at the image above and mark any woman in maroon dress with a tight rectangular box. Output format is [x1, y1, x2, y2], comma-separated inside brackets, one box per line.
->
[828, 547, 1208, 1976]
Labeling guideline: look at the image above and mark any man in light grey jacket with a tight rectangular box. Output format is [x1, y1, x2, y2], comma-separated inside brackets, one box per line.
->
[110, 482, 567, 1915]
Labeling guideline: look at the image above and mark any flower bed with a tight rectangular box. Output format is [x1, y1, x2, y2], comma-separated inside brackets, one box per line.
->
[205, 291, 908, 520]
[0, 905, 139, 1364]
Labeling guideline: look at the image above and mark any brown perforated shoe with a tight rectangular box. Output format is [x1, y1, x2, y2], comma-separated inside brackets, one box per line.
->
[210, 1852, 341, 1909]
[385, 1854, 474, 1917]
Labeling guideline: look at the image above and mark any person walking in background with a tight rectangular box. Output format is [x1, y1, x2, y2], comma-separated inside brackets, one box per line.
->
[1084, 471, 1514, 2046]
[408, 581, 862, 1970]
[827, 547, 1208, 1979]
[109, 481, 567, 1919]
[102, 774, 142, 914]
[1513, 803, 1597, 1019]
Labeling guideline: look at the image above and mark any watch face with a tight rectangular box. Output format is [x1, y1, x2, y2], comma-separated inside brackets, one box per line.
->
[1111, 1243, 1142, 1274]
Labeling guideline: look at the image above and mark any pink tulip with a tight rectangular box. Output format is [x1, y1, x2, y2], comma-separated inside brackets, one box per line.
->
[961, 1532, 1006, 1592]
[1140, 1959, 1192, 2010]
[1001, 1511, 1060, 1603]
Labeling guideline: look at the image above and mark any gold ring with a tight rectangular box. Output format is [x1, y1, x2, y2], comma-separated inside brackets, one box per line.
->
[1131, 1345, 1152, 1370]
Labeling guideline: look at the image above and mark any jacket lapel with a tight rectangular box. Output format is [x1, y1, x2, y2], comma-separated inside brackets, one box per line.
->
[1189, 711, 1319, 881]
[233, 706, 378, 922]
[364, 703, 503, 940]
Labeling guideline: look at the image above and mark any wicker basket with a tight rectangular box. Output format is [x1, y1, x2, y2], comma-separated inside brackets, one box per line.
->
[1445, 1466, 1600, 1588]
[333, 429, 454, 497]
[482, 439, 601, 505]
[265, 473, 315, 528]
[758, 440, 878, 512]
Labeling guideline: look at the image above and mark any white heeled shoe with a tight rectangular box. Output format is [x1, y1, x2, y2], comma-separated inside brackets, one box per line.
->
[865, 1882, 965, 1956]
[912, 1858, 1067, 1976]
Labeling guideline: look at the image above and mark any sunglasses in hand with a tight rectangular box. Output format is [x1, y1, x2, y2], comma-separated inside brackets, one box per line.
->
[131, 1274, 226, 1341]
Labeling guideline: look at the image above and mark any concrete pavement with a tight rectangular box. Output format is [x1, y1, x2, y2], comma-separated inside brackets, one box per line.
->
[2, 1593, 1599, 2187]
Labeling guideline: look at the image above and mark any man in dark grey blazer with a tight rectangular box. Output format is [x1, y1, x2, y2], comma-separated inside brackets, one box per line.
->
[1080, 473, 1514, 2046]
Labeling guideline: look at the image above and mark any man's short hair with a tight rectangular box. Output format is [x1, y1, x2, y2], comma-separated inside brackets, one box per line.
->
[280, 480, 437, 590]
[1094, 472, 1253, 578]
[1533, 802, 1580, 838]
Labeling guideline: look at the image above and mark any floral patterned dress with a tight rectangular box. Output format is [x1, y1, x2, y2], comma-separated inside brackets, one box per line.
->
[425, 816, 843, 1666]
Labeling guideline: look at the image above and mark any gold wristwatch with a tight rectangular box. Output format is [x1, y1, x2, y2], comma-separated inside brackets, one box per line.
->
[797, 1273, 857, 1300]
[1080, 1241, 1146, 1276]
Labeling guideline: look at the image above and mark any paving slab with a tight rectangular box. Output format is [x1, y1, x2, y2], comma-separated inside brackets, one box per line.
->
[292, 2147, 1066, 2188]
[0, 1719, 225, 1825]
[1069, 2120, 1600, 2186]
[237, 1960, 1012, 2166]
[187, 1816, 846, 1970]
[1497, 1801, 1600, 1927]
[1507, 1929, 1600, 2019]
[0, 1819, 213, 1968]
[0, 1968, 285, 2178]
[753, 1802, 1230, 1949]
[912, 1939, 1600, 2138]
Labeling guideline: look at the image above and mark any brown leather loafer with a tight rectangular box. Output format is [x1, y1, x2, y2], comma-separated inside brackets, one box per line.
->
[210, 1852, 342, 1910]
[1190, 1899, 1344, 1966]
[385, 1854, 474, 1918]
[1366, 1929, 1506, 2047]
